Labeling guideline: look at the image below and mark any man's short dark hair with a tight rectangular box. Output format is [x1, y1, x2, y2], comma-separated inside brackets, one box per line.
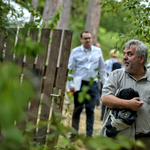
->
[80, 31, 91, 38]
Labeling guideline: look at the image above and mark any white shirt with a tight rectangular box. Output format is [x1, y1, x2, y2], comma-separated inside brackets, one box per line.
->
[67, 45, 107, 89]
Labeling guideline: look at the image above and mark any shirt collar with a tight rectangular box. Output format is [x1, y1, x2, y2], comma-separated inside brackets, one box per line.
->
[81, 44, 92, 51]
[144, 68, 150, 81]
[125, 66, 150, 81]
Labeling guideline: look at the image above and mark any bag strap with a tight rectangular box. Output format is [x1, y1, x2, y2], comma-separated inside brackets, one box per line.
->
[102, 88, 122, 122]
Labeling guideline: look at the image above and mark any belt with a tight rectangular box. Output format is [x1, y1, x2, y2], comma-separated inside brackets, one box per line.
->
[135, 132, 150, 138]
[82, 80, 96, 84]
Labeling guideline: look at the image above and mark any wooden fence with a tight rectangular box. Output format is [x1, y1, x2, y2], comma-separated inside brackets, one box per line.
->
[0, 28, 73, 149]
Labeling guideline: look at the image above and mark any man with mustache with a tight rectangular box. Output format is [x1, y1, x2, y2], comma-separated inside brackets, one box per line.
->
[100, 40, 150, 150]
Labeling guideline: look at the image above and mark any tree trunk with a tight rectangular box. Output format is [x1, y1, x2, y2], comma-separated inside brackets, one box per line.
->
[42, 0, 63, 28]
[57, 0, 72, 29]
[84, 0, 101, 44]
[30, 0, 39, 22]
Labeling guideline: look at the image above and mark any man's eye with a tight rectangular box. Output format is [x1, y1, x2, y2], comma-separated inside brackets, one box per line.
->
[128, 53, 132, 56]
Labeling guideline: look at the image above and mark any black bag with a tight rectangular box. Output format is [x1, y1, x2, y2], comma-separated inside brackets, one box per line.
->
[105, 88, 139, 137]
[112, 62, 122, 71]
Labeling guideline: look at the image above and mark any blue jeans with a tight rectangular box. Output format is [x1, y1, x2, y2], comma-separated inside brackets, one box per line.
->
[71, 81, 99, 137]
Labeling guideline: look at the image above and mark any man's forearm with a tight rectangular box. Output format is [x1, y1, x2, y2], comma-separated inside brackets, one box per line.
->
[101, 95, 129, 109]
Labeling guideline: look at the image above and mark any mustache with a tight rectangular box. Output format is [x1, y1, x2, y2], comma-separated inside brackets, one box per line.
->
[123, 60, 129, 64]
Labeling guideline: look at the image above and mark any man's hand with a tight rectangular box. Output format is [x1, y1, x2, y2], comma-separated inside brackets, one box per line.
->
[128, 97, 143, 111]
[70, 87, 76, 93]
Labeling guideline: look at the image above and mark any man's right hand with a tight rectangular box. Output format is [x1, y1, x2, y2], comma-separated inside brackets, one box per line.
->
[70, 87, 76, 93]
[128, 97, 143, 111]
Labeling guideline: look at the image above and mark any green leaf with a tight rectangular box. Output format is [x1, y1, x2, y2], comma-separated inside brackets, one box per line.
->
[25, 121, 37, 132]
[85, 94, 91, 100]
[89, 78, 94, 85]
[78, 92, 84, 103]
[68, 69, 74, 75]
[123, 17, 127, 21]
[67, 76, 73, 82]
[135, 140, 146, 149]
[81, 85, 89, 93]
[117, 134, 134, 149]
[126, 14, 131, 19]
[2, 126, 24, 144]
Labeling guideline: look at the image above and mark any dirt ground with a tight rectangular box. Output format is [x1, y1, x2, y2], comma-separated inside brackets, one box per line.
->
[62, 101, 103, 137]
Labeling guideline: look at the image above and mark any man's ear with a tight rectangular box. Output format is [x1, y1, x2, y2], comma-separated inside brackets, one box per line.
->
[140, 55, 145, 63]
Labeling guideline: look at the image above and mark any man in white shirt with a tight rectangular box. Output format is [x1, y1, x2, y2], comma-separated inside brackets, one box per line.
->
[67, 31, 107, 139]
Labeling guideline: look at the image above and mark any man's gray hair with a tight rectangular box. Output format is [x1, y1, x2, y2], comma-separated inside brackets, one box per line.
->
[125, 40, 148, 64]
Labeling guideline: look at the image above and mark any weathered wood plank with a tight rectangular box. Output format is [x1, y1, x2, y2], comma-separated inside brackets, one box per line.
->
[16, 28, 39, 137]
[25, 28, 39, 68]
[35, 28, 51, 69]
[4, 29, 17, 62]
[0, 29, 5, 62]
[36, 29, 62, 144]
[28, 28, 51, 121]
[47, 30, 73, 147]
[15, 28, 28, 66]
[53, 30, 73, 113]
[27, 29, 51, 139]
[14, 28, 28, 131]
[27, 68, 42, 122]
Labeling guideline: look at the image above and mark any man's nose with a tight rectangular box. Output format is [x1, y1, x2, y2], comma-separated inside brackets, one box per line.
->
[123, 54, 128, 59]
